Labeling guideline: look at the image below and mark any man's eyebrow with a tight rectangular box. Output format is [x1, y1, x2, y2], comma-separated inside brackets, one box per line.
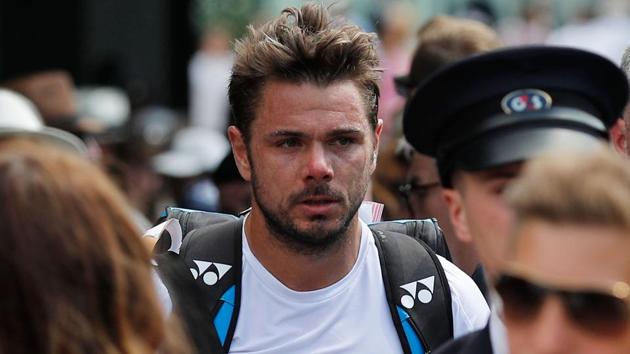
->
[265, 128, 364, 139]
[326, 128, 363, 137]
[266, 130, 307, 138]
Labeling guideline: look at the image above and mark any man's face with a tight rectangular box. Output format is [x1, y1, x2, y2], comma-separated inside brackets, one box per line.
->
[405, 152, 455, 241]
[443, 163, 520, 276]
[229, 80, 381, 254]
[503, 220, 630, 354]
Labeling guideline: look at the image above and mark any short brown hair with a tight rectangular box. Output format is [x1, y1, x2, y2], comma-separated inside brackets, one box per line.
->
[506, 147, 630, 230]
[229, 3, 381, 141]
[0, 139, 188, 354]
[407, 15, 501, 86]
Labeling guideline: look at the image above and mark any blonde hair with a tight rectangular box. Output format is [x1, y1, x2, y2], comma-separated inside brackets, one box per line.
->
[506, 147, 630, 229]
[229, 3, 381, 140]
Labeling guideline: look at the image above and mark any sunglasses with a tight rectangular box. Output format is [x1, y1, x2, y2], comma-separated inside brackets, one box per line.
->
[495, 273, 630, 336]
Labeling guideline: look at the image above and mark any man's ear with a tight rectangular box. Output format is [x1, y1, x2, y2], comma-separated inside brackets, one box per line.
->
[442, 188, 473, 244]
[609, 118, 627, 156]
[370, 119, 384, 174]
[227, 126, 252, 182]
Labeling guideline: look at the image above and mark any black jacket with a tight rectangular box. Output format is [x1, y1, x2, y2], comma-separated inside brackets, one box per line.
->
[433, 322, 493, 354]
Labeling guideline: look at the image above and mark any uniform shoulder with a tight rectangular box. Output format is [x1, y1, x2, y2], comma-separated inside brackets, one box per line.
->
[433, 324, 492, 354]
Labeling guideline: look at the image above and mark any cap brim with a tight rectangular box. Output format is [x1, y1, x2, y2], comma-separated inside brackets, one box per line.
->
[0, 127, 88, 155]
[454, 127, 606, 172]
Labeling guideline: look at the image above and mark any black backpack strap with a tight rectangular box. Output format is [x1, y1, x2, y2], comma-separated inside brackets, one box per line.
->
[371, 228, 454, 353]
[155, 252, 223, 354]
[180, 218, 243, 353]
[369, 218, 452, 262]
[155, 210, 243, 354]
[158, 207, 240, 235]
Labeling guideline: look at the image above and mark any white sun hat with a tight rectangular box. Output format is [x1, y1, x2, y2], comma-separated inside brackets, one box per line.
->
[0, 89, 87, 154]
[152, 127, 230, 178]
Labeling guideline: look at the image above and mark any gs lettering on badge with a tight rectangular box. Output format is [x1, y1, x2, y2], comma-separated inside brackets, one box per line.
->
[501, 89, 552, 114]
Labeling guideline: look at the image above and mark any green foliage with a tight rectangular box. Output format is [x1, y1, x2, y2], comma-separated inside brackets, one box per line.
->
[191, 0, 263, 37]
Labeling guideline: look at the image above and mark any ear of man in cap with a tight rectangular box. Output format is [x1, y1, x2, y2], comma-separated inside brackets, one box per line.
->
[610, 46, 630, 156]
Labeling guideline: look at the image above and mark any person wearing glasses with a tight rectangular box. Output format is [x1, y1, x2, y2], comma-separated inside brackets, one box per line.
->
[499, 148, 630, 354]
[395, 16, 501, 297]
[402, 46, 629, 354]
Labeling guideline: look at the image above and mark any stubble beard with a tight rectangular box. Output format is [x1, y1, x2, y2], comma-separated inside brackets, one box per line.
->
[250, 161, 366, 257]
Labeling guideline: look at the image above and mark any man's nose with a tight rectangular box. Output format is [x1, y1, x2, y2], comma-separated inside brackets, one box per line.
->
[304, 144, 333, 182]
[528, 297, 575, 354]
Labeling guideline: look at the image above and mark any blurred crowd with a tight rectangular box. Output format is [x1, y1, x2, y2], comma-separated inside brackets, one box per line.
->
[3, 0, 630, 224]
[1, 0, 630, 353]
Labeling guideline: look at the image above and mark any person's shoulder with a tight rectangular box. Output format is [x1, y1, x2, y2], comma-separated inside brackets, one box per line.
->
[437, 256, 490, 336]
[437, 255, 486, 305]
[437, 255, 474, 284]
[433, 324, 492, 354]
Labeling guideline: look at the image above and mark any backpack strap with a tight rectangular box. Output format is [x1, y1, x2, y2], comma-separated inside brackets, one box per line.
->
[371, 227, 454, 353]
[181, 218, 243, 352]
[155, 211, 243, 354]
[369, 219, 452, 262]
[155, 252, 223, 354]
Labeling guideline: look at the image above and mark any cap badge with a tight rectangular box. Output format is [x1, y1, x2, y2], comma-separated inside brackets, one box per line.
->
[501, 89, 552, 114]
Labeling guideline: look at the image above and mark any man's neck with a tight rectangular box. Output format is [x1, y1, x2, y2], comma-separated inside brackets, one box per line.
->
[244, 210, 363, 291]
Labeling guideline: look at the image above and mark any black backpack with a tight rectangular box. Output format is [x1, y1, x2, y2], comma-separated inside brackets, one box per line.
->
[154, 207, 454, 354]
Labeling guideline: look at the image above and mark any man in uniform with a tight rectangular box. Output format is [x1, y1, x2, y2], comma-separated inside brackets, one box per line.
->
[402, 46, 629, 353]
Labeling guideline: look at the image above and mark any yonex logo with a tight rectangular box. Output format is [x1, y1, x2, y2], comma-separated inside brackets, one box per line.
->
[190, 260, 232, 286]
[400, 276, 435, 309]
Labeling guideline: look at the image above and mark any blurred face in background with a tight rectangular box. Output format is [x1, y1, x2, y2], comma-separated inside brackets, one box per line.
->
[499, 220, 630, 354]
[404, 152, 447, 225]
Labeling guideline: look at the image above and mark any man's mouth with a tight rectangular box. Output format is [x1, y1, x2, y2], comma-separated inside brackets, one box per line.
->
[301, 196, 339, 204]
[297, 195, 341, 214]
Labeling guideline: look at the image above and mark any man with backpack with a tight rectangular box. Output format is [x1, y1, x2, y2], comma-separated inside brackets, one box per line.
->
[150, 4, 488, 354]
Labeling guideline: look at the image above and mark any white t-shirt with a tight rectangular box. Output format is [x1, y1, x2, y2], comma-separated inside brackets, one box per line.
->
[154, 219, 489, 353]
[229, 219, 489, 353]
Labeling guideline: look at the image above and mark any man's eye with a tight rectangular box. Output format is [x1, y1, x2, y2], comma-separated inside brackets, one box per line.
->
[278, 139, 301, 148]
[334, 137, 355, 146]
[491, 181, 509, 195]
